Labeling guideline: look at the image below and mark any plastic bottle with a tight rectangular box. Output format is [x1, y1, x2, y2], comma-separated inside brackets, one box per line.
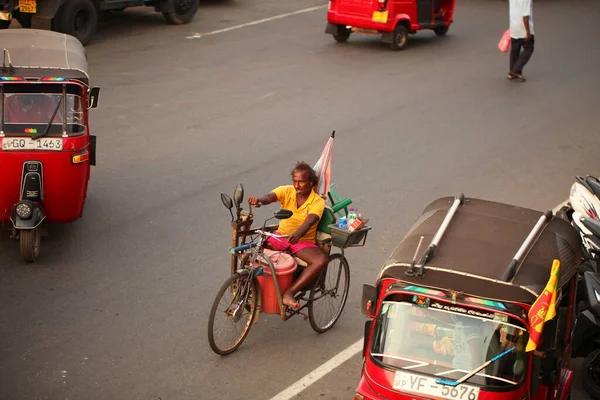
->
[348, 208, 358, 228]
[338, 216, 348, 230]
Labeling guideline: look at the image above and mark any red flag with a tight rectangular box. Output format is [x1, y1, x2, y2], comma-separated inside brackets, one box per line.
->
[526, 259, 560, 352]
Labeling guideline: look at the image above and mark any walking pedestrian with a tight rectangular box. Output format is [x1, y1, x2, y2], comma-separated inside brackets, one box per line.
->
[508, 0, 534, 81]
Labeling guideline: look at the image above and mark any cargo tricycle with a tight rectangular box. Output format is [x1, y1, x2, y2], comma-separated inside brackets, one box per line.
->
[0, 29, 100, 262]
[355, 195, 583, 400]
[207, 183, 371, 356]
[325, 0, 456, 50]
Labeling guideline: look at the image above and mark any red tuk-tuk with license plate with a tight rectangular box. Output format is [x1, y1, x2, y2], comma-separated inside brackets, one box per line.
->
[0, 29, 100, 262]
[325, 0, 456, 50]
[355, 195, 582, 400]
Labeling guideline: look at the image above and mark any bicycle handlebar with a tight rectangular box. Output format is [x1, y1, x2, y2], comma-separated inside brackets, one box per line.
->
[229, 231, 289, 254]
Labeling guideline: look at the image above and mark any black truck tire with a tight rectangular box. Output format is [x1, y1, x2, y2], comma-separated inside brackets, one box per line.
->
[162, 0, 198, 25]
[54, 0, 98, 45]
[13, 10, 32, 28]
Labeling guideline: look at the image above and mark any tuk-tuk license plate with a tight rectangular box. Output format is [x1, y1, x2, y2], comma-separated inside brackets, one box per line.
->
[393, 371, 480, 400]
[1, 137, 62, 151]
[18, 0, 37, 13]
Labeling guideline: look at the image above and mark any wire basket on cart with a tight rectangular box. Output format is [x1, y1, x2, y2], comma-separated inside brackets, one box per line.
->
[329, 225, 371, 248]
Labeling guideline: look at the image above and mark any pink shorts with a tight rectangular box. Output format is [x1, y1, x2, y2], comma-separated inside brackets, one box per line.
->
[266, 232, 318, 255]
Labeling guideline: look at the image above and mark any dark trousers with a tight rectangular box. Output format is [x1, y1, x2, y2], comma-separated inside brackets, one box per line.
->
[510, 36, 535, 75]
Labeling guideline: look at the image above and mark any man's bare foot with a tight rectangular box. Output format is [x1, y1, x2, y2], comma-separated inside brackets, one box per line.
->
[283, 294, 300, 309]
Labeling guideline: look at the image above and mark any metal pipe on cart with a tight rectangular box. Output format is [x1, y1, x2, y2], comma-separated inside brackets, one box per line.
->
[502, 210, 553, 282]
[415, 194, 465, 276]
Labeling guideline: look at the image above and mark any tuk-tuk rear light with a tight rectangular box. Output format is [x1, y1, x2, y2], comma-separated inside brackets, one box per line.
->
[41, 77, 66, 81]
[0, 76, 24, 81]
[72, 151, 89, 164]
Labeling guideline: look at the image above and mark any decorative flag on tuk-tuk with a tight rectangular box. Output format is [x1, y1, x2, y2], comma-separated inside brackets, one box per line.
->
[313, 131, 335, 198]
[525, 259, 560, 352]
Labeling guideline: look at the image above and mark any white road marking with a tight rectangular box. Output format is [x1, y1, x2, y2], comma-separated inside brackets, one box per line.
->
[268, 338, 363, 400]
[186, 5, 328, 39]
[268, 200, 571, 400]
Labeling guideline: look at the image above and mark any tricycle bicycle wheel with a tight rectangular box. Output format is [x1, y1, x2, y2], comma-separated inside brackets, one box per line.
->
[308, 253, 350, 333]
[208, 272, 258, 356]
[20, 228, 40, 263]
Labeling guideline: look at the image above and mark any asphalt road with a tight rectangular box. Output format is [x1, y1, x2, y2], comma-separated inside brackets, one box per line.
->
[1, 0, 599, 399]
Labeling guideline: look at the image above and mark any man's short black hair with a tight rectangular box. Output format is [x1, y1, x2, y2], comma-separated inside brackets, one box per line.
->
[291, 161, 318, 186]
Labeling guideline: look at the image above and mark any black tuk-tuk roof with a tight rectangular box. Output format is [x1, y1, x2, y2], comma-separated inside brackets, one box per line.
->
[379, 197, 582, 304]
[0, 29, 89, 84]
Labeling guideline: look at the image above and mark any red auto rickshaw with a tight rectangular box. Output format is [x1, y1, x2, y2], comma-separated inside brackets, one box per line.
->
[325, 0, 456, 50]
[355, 195, 582, 400]
[0, 29, 100, 262]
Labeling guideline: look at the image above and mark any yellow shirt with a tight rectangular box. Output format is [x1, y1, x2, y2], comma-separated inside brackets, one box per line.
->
[271, 185, 325, 243]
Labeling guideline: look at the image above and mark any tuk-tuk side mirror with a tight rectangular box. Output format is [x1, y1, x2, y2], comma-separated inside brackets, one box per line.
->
[361, 284, 377, 318]
[274, 209, 293, 220]
[221, 193, 233, 210]
[87, 87, 100, 109]
[233, 183, 244, 208]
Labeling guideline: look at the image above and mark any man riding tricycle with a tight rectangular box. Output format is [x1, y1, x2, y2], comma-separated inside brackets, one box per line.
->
[355, 195, 582, 400]
[0, 29, 100, 262]
[207, 161, 371, 356]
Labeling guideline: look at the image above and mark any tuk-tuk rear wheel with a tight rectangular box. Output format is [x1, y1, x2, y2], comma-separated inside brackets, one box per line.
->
[162, 0, 198, 25]
[389, 25, 408, 51]
[0, 20, 10, 29]
[434, 26, 449, 36]
[20, 228, 40, 263]
[333, 25, 351, 43]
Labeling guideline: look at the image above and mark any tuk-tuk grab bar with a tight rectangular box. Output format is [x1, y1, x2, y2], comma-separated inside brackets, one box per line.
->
[407, 194, 465, 277]
[502, 210, 553, 282]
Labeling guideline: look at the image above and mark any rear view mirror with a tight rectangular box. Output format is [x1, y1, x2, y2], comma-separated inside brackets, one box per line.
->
[275, 209, 293, 220]
[233, 183, 244, 208]
[88, 87, 100, 109]
[361, 284, 377, 317]
[221, 193, 233, 210]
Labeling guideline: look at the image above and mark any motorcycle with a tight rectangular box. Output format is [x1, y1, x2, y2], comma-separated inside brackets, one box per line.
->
[563, 175, 600, 398]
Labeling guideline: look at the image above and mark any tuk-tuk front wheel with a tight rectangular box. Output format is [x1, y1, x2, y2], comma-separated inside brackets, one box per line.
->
[20, 228, 41, 263]
[163, 0, 199, 25]
[390, 25, 408, 51]
[333, 25, 351, 43]
[583, 348, 600, 399]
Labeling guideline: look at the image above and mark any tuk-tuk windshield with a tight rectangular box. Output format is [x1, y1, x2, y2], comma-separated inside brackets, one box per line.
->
[370, 301, 528, 388]
[1, 92, 85, 136]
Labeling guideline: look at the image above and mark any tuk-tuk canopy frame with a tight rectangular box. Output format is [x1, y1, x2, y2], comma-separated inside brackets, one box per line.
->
[0, 29, 90, 84]
[378, 196, 582, 304]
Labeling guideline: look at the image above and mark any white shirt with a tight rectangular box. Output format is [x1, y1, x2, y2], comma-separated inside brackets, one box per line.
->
[509, 0, 534, 39]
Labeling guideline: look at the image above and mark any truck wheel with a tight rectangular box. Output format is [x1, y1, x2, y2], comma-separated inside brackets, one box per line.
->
[14, 11, 32, 28]
[389, 24, 408, 51]
[163, 0, 198, 25]
[54, 0, 98, 45]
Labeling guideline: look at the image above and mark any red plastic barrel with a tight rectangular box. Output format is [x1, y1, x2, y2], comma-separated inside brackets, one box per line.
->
[256, 249, 297, 314]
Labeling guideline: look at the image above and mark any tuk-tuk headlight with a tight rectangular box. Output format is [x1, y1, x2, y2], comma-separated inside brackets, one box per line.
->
[15, 202, 32, 219]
